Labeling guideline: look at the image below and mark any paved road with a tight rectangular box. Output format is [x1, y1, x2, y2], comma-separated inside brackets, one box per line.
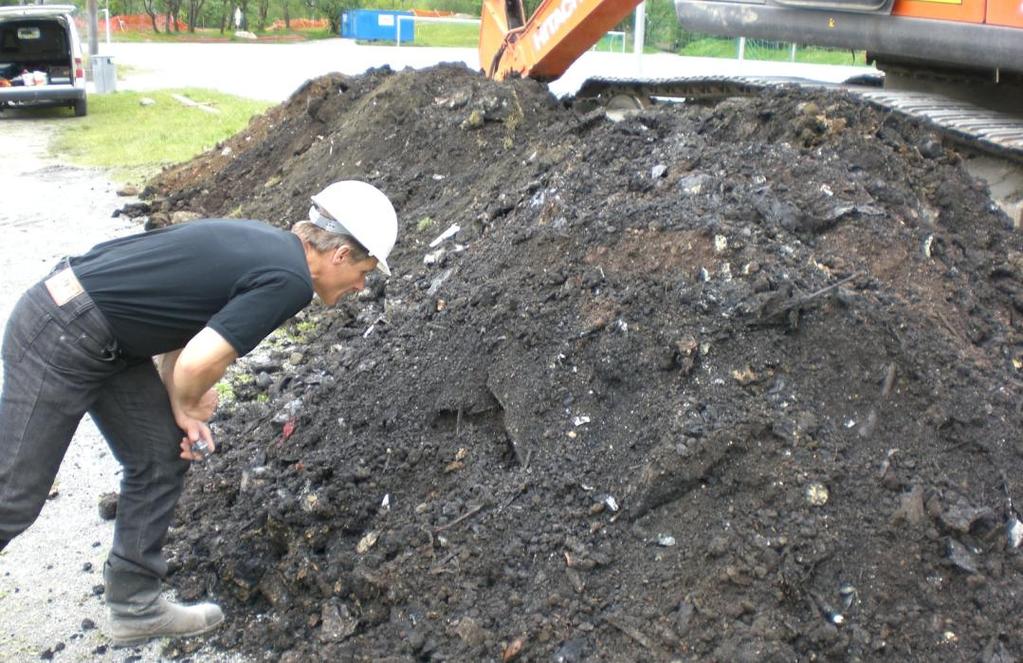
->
[102, 38, 872, 102]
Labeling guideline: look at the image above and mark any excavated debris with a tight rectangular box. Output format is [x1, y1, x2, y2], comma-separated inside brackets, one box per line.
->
[137, 63, 1023, 661]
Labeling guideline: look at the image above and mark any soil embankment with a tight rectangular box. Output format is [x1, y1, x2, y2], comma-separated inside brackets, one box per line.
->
[140, 64, 1023, 661]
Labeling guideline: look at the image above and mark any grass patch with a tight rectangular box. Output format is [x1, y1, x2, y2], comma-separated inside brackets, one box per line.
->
[679, 37, 866, 66]
[51, 89, 270, 185]
[411, 20, 478, 47]
[384, 21, 628, 51]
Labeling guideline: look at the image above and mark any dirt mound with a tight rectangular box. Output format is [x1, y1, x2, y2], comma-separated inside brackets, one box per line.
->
[145, 64, 1023, 661]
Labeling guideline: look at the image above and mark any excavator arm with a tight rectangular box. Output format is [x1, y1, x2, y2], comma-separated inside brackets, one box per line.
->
[479, 0, 643, 80]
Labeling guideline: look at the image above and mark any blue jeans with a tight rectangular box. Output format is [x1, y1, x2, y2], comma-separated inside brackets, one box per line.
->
[0, 265, 189, 615]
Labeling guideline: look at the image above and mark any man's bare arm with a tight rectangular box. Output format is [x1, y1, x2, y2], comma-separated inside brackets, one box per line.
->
[160, 327, 238, 421]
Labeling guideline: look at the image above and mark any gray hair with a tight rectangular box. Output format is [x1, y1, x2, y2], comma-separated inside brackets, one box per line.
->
[291, 221, 370, 261]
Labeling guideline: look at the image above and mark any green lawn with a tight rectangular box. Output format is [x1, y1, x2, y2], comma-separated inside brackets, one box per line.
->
[379, 20, 631, 51]
[51, 89, 271, 185]
[409, 21, 478, 47]
[680, 37, 866, 66]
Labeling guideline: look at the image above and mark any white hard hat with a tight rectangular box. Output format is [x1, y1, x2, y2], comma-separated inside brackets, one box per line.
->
[309, 180, 398, 276]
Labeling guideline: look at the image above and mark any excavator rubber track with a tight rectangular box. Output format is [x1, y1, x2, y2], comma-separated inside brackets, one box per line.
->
[575, 75, 1023, 164]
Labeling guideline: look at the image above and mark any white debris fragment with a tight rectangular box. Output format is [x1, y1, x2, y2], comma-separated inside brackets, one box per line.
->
[604, 495, 619, 512]
[356, 531, 379, 554]
[381, 494, 391, 511]
[806, 483, 829, 506]
[845, 419, 856, 429]
[572, 416, 591, 427]
[656, 534, 676, 547]
[423, 248, 445, 265]
[429, 223, 461, 247]
[831, 613, 845, 625]
[820, 183, 834, 196]
[431, 174, 445, 180]
[427, 269, 453, 296]
[714, 235, 728, 253]
[923, 234, 934, 258]
[1008, 515, 1023, 548]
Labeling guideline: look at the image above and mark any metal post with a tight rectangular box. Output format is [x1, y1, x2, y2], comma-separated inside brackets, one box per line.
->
[103, 8, 111, 45]
[87, 0, 99, 56]
[633, 2, 645, 56]
[790, 42, 797, 62]
[737, 36, 746, 61]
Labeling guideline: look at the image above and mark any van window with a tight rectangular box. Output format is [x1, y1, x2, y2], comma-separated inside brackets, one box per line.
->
[0, 22, 67, 56]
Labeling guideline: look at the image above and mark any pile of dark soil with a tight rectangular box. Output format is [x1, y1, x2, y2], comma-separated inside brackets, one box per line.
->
[146, 63, 1023, 661]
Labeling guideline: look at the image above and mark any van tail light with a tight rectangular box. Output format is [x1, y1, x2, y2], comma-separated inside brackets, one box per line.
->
[74, 57, 84, 80]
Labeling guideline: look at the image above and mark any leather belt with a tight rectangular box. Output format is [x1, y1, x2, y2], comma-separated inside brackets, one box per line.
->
[45, 267, 85, 307]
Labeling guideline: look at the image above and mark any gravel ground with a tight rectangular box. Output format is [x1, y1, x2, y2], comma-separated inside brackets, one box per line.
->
[0, 118, 249, 663]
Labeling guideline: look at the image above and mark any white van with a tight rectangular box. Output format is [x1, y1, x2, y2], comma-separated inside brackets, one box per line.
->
[0, 4, 87, 116]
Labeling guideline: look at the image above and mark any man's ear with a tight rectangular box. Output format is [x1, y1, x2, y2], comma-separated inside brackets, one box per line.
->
[333, 244, 352, 265]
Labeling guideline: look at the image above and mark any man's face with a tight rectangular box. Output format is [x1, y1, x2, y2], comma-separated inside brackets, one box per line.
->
[316, 246, 378, 306]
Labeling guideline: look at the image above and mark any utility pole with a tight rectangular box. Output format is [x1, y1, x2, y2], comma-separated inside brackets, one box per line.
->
[633, 1, 645, 56]
[88, 0, 100, 57]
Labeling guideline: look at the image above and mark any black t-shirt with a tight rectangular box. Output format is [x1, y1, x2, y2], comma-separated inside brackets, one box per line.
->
[70, 219, 313, 358]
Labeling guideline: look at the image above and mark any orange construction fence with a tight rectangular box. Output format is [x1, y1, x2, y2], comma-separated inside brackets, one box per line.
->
[268, 17, 329, 30]
[76, 14, 188, 33]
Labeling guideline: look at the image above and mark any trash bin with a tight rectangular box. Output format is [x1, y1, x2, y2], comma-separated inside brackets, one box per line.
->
[92, 55, 116, 94]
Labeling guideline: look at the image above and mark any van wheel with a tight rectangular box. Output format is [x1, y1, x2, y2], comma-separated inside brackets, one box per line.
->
[74, 98, 87, 117]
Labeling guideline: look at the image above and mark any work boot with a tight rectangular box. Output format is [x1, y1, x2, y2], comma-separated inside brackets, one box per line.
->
[108, 596, 224, 646]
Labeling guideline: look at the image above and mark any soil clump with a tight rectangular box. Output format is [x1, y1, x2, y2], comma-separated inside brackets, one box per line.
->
[142, 64, 1023, 661]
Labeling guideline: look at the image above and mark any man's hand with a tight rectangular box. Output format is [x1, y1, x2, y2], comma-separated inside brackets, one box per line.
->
[176, 415, 216, 462]
[157, 329, 235, 462]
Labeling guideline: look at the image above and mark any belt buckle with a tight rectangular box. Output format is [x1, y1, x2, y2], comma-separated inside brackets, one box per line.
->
[45, 269, 84, 307]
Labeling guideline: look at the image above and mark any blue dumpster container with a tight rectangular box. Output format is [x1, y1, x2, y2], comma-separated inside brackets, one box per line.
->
[341, 9, 414, 42]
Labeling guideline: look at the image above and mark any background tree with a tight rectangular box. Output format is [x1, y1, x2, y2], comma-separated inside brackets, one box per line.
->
[317, 0, 358, 34]
[218, 0, 231, 33]
[186, 0, 205, 31]
[162, 0, 183, 32]
[142, 0, 160, 32]
[256, 0, 269, 30]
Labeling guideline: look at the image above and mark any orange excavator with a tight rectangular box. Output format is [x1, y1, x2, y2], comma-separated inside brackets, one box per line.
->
[479, 0, 1022, 91]
[675, 0, 1023, 113]
[479, 0, 644, 80]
